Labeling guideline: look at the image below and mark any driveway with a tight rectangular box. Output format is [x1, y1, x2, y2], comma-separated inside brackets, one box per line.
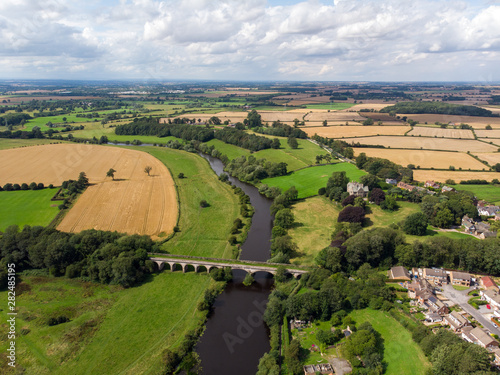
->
[441, 284, 500, 336]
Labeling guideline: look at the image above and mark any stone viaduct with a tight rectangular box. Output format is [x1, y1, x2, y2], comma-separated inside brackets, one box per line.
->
[149, 256, 308, 278]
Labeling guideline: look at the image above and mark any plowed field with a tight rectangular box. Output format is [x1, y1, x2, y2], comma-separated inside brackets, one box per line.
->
[0, 144, 177, 237]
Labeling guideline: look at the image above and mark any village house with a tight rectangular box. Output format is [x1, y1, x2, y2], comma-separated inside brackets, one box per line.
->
[462, 215, 476, 234]
[424, 181, 440, 189]
[475, 221, 492, 236]
[407, 278, 434, 299]
[496, 212, 500, 221]
[346, 182, 369, 197]
[425, 312, 443, 322]
[441, 186, 455, 193]
[481, 276, 498, 291]
[478, 205, 500, 217]
[397, 181, 416, 191]
[450, 271, 472, 287]
[423, 268, 448, 285]
[492, 348, 500, 366]
[461, 327, 499, 349]
[385, 178, 397, 185]
[303, 363, 334, 375]
[443, 311, 471, 332]
[426, 295, 449, 315]
[388, 266, 411, 281]
[480, 289, 500, 310]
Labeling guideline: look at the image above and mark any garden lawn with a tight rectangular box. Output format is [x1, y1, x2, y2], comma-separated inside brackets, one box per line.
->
[261, 163, 366, 199]
[288, 196, 341, 265]
[349, 309, 431, 375]
[292, 320, 334, 364]
[0, 188, 59, 231]
[141, 147, 240, 259]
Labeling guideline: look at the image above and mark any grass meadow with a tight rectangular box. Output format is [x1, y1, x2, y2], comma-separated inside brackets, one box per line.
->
[288, 196, 341, 265]
[349, 309, 431, 375]
[450, 183, 500, 204]
[261, 163, 366, 199]
[206, 136, 328, 171]
[0, 273, 211, 375]
[0, 188, 59, 231]
[141, 147, 241, 259]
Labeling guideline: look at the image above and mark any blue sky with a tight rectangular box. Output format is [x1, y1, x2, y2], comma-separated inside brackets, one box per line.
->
[0, 0, 499, 81]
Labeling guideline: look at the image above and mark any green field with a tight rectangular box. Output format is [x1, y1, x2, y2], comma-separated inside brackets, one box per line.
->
[450, 184, 500, 204]
[0, 189, 59, 231]
[140, 147, 240, 258]
[0, 139, 69, 150]
[366, 201, 421, 228]
[304, 103, 356, 110]
[261, 163, 366, 199]
[0, 273, 211, 375]
[349, 309, 431, 375]
[289, 196, 341, 265]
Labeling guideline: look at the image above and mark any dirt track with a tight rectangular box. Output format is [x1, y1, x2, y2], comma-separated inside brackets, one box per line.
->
[0, 144, 177, 237]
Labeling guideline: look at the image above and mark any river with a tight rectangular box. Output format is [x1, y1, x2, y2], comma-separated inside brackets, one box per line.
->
[195, 153, 274, 374]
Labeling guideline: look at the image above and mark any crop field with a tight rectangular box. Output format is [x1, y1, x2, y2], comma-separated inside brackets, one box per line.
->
[288, 196, 341, 265]
[349, 309, 431, 375]
[144, 147, 240, 258]
[348, 103, 396, 111]
[473, 153, 500, 166]
[475, 130, 500, 138]
[0, 273, 211, 375]
[304, 125, 409, 138]
[0, 188, 59, 231]
[407, 126, 475, 139]
[352, 148, 487, 170]
[397, 114, 500, 129]
[261, 163, 366, 199]
[0, 144, 177, 237]
[304, 103, 355, 110]
[303, 111, 366, 122]
[259, 110, 307, 122]
[412, 170, 500, 183]
[347, 136, 498, 152]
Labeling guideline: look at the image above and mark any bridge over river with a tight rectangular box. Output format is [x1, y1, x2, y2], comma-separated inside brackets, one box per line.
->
[149, 254, 308, 278]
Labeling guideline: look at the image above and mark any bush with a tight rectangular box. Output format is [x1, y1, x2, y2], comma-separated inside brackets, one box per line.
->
[199, 199, 209, 208]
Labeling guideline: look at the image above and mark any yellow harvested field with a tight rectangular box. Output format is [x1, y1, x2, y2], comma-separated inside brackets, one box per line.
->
[413, 170, 500, 183]
[353, 148, 487, 170]
[347, 136, 498, 152]
[473, 153, 500, 166]
[259, 111, 305, 122]
[347, 103, 395, 111]
[475, 130, 500, 138]
[398, 114, 500, 129]
[0, 144, 177, 237]
[408, 127, 475, 139]
[305, 111, 365, 122]
[304, 126, 409, 138]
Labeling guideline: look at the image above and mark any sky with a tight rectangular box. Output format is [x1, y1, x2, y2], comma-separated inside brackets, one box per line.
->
[0, 0, 500, 82]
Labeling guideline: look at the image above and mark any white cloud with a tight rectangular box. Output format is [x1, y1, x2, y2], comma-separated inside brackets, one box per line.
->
[1, 0, 500, 80]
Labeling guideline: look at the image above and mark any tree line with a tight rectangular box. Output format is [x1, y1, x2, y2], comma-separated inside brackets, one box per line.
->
[380, 101, 496, 117]
[0, 226, 159, 288]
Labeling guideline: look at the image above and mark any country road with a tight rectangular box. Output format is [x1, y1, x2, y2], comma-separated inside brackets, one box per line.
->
[441, 284, 500, 336]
